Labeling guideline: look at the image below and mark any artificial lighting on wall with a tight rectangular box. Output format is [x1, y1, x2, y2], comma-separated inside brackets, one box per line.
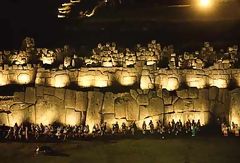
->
[0, 73, 9, 86]
[54, 74, 70, 88]
[186, 75, 207, 89]
[17, 73, 31, 84]
[209, 78, 228, 88]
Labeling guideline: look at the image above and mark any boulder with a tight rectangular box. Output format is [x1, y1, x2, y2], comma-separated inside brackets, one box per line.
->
[25, 87, 36, 104]
[65, 89, 76, 108]
[102, 92, 115, 114]
[75, 91, 88, 111]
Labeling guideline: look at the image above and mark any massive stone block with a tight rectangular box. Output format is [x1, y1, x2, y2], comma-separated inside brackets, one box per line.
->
[193, 89, 210, 112]
[55, 88, 65, 100]
[54, 74, 70, 88]
[218, 89, 229, 104]
[66, 108, 81, 125]
[209, 87, 219, 100]
[126, 96, 139, 121]
[162, 90, 172, 105]
[102, 92, 115, 114]
[14, 92, 25, 102]
[130, 89, 138, 100]
[137, 94, 149, 106]
[43, 87, 55, 95]
[185, 74, 207, 89]
[36, 96, 65, 125]
[103, 113, 115, 128]
[139, 106, 149, 120]
[65, 89, 76, 108]
[188, 88, 198, 99]
[114, 97, 127, 119]
[36, 86, 44, 97]
[9, 104, 35, 126]
[176, 89, 188, 99]
[165, 105, 174, 113]
[86, 91, 104, 130]
[140, 75, 154, 90]
[230, 89, 240, 125]
[75, 91, 88, 111]
[0, 113, 8, 125]
[25, 87, 36, 104]
[147, 97, 164, 116]
[156, 89, 163, 98]
[174, 98, 194, 113]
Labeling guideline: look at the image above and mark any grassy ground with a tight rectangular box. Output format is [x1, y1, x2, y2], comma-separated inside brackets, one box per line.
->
[0, 135, 240, 163]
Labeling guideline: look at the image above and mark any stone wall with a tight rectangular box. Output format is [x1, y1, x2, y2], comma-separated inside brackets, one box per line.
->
[2, 64, 240, 90]
[1, 86, 239, 130]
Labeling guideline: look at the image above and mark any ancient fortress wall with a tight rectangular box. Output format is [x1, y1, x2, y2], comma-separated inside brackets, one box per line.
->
[1, 64, 240, 90]
[0, 86, 240, 130]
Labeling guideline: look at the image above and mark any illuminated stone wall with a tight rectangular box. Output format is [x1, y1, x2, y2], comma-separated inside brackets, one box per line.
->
[1, 64, 240, 90]
[0, 86, 237, 129]
[0, 64, 36, 86]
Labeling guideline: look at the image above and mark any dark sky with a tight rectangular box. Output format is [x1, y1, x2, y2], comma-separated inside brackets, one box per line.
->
[0, 0, 60, 49]
[0, 0, 239, 50]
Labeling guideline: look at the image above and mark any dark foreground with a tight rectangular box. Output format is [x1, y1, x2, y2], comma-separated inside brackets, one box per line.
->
[0, 136, 240, 163]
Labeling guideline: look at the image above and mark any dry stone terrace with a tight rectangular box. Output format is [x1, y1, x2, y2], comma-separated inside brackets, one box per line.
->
[0, 86, 239, 131]
[0, 38, 240, 129]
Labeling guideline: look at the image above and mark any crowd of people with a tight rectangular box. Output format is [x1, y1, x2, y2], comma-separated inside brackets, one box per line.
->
[0, 119, 204, 142]
[0, 119, 239, 142]
[221, 122, 239, 137]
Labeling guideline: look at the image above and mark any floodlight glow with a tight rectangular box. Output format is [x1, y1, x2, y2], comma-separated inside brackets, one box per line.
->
[199, 0, 213, 8]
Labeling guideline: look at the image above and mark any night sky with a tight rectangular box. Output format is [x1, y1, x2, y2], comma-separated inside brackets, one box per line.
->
[0, 0, 239, 51]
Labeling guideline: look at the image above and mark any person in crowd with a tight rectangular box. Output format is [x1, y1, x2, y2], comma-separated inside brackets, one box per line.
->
[84, 124, 89, 136]
[112, 122, 119, 135]
[149, 120, 154, 134]
[130, 121, 137, 135]
[121, 122, 127, 135]
[5, 127, 13, 140]
[142, 121, 147, 135]
[222, 123, 228, 137]
[1, 118, 207, 141]
[13, 123, 18, 140]
[234, 124, 239, 137]
[25, 126, 29, 141]
[100, 122, 107, 136]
